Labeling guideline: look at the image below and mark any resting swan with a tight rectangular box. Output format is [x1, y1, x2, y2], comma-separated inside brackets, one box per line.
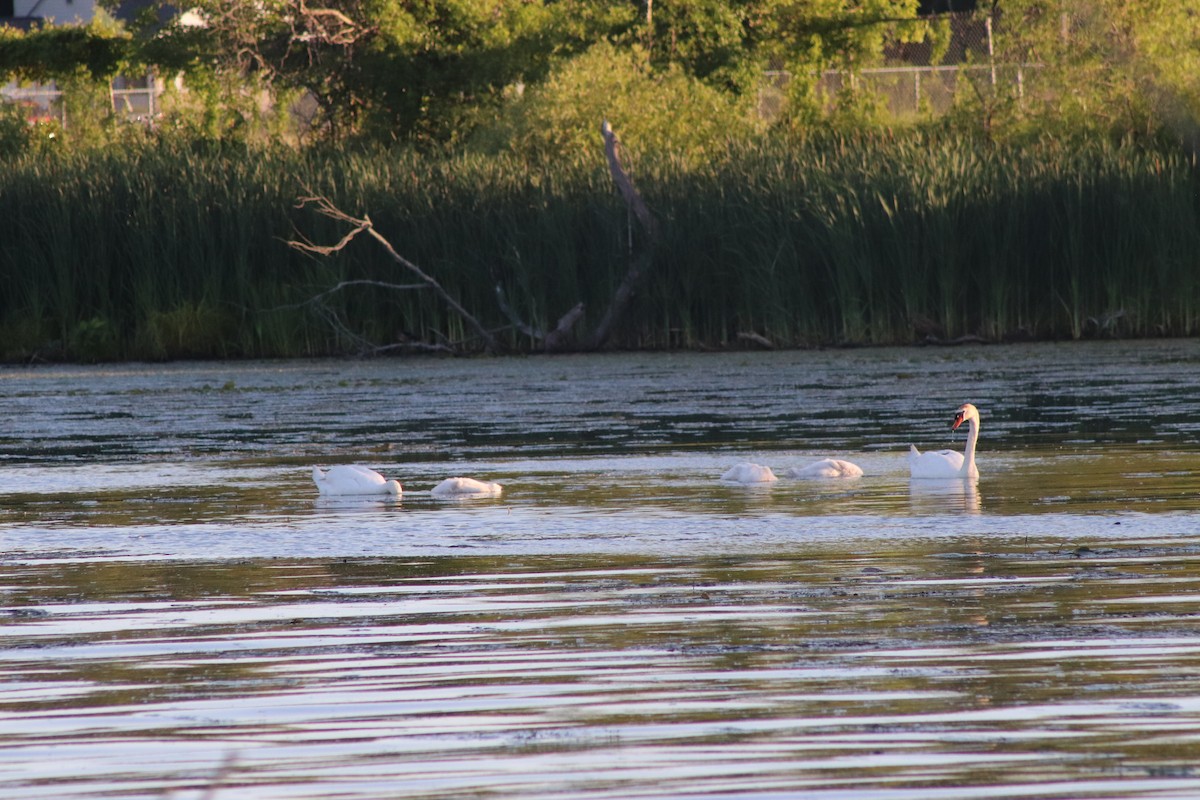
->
[784, 458, 864, 479]
[431, 477, 503, 497]
[312, 465, 402, 496]
[721, 463, 778, 484]
[908, 403, 981, 480]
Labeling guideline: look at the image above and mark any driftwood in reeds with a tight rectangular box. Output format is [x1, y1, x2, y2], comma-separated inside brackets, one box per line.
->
[494, 284, 585, 352]
[290, 120, 658, 355]
[494, 119, 658, 351]
[736, 331, 775, 349]
[583, 119, 659, 350]
[289, 194, 503, 354]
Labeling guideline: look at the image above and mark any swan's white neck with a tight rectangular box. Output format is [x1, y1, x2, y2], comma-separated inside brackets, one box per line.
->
[960, 415, 980, 479]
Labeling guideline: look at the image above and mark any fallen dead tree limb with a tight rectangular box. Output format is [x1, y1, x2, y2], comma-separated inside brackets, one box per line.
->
[737, 331, 775, 349]
[308, 278, 429, 298]
[494, 284, 585, 352]
[583, 120, 659, 351]
[288, 121, 654, 355]
[290, 194, 503, 354]
[917, 333, 990, 346]
[544, 301, 586, 351]
[264, 279, 451, 355]
[484, 121, 652, 352]
[305, 296, 449, 356]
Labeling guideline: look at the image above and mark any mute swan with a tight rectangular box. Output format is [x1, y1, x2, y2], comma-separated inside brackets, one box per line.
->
[908, 403, 981, 480]
[721, 463, 778, 483]
[312, 465, 402, 496]
[784, 458, 864, 479]
[431, 477, 503, 497]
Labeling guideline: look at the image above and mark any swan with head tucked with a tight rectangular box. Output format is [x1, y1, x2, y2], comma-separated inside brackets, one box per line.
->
[721, 463, 778, 484]
[784, 458, 864, 479]
[312, 465, 402, 496]
[431, 477, 503, 497]
[908, 403, 981, 480]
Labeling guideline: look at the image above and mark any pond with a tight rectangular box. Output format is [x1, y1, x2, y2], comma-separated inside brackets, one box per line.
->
[3, 340, 1200, 799]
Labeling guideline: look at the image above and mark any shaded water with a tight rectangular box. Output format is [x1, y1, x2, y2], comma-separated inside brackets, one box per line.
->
[3, 340, 1200, 799]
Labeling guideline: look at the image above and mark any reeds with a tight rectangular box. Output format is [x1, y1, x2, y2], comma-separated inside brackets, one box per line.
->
[646, 132, 1200, 346]
[0, 131, 1197, 361]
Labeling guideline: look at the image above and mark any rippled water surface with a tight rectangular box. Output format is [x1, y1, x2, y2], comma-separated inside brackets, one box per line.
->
[3, 341, 1200, 799]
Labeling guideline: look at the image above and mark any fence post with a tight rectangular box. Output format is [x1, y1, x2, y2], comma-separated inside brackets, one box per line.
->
[985, 15, 997, 87]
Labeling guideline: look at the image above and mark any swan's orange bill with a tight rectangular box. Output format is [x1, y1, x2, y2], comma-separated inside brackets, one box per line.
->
[952, 411, 966, 430]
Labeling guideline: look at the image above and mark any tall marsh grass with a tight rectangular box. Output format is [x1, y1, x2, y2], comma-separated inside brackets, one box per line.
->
[0, 132, 1197, 361]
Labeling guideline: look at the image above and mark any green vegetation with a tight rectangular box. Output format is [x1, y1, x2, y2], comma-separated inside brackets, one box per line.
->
[0, 1, 1197, 360]
[0, 132, 1196, 361]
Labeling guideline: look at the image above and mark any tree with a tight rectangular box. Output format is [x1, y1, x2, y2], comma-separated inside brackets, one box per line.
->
[1, 1, 964, 149]
[112, 0, 631, 144]
[117, 0, 384, 140]
[637, 0, 761, 92]
[0, 23, 129, 83]
[984, 0, 1200, 144]
[113, 0, 934, 145]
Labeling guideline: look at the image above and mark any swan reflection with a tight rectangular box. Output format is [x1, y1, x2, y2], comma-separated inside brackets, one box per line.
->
[313, 495, 401, 510]
[908, 478, 981, 514]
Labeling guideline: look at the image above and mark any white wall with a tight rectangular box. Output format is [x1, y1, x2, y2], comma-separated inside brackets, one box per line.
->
[14, 0, 96, 24]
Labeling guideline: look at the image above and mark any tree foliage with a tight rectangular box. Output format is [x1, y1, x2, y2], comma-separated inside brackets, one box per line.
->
[3, 0, 1195, 151]
[0, 1, 932, 147]
[0, 20, 129, 81]
[102, 0, 635, 144]
[473, 41, 765, 164]
[973, 0, 1200, 145]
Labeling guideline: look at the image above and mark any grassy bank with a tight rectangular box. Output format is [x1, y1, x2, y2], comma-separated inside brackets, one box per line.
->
[1, 132, 1198, 362]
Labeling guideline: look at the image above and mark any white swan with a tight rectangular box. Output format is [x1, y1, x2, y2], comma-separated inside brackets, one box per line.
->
[908, 403, 981, 480]
[312, 465, 402, 496]
[784, 458, 864, 479]
[721, 463, 778, 483]
[431, 477, 503, 497]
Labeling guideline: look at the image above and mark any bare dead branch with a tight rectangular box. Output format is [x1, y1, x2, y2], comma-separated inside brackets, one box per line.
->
[737, 331, 775, 349]
[495, 284, 585, 351]
[600, 119, 658, 241]
[543, 302, 586, 352]
[290, 191, 592, 353]
[310, 300, 379, 354]
[303, 297, 464, 357]
[584, 121, 660, 350]
[321, 278, 428, 294]
[290, 195, 502, 354]
[288, 221, 371, 258]
[261, 281, 428, 320]
[494, 284, 541, 339]
[296, 0, 369, 45]
[371, 340, 457, 355]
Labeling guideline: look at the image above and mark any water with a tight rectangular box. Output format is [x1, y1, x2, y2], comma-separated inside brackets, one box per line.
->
[2, 340, 1200, 799]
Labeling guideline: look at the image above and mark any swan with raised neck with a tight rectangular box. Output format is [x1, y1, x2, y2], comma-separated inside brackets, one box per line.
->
[908, 403, 981, 480]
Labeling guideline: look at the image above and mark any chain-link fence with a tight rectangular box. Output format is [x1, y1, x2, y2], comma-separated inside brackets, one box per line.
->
[760, 12, 1038, 120]
[815, 63, 1035, 118]
[1, 75, 159, 127]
